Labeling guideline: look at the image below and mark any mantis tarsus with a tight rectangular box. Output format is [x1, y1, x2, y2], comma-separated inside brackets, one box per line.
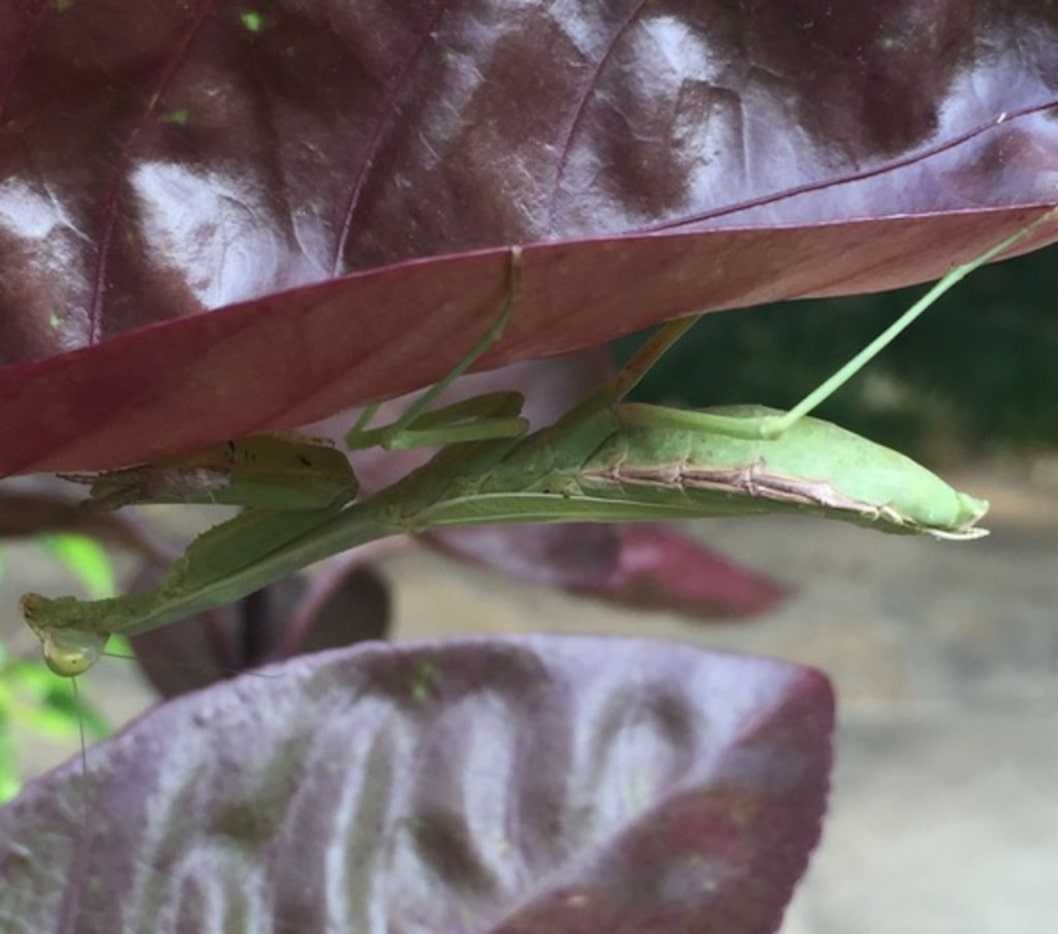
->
[21, 211, 1057, 676]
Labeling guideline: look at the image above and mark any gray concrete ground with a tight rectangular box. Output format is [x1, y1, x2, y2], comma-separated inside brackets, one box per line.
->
[4, 460, 1057, 932]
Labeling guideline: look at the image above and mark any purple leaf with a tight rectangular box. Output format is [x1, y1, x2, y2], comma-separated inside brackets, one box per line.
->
[428, 523, 787, 620]
[0, 636, 833, 933]
[129, 557, 392, 697]
[2, 3, 1057, 473]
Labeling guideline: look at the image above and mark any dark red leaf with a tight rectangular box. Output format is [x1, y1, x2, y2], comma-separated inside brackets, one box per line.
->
[429, 523, 787, 620]
[1, 3, 1057, 472]
[128, 559, 392, 698]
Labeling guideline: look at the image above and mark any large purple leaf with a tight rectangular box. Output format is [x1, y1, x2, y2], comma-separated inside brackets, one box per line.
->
[0, 636, 833, 933]
[1, 3, 1057, 473]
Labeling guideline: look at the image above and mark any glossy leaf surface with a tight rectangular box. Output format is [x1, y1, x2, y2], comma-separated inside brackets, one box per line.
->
[1, 2, 1057, 472]
[0, 636, 833, 933]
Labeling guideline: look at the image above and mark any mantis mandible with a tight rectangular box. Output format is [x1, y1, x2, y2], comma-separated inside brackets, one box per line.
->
[22, 210, 1057, 676]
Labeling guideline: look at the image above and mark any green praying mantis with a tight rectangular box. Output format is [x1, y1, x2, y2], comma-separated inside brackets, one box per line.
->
[20, 211, 1057, 677]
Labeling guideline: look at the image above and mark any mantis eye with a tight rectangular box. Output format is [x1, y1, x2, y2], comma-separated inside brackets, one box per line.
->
[40, 628, 108, 677]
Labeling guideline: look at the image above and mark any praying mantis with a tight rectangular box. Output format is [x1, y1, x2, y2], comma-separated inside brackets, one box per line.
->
[20, 211, 1057, 677]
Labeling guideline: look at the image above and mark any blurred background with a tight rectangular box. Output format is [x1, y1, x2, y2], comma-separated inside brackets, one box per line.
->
[2, 244, 1057, 933]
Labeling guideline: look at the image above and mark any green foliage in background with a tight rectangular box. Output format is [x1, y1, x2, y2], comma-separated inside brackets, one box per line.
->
[0, 647, 111, 803]
[0, 536, 115, 801]
[615, 246, 1058, 460]
[37, 534, 116, 600]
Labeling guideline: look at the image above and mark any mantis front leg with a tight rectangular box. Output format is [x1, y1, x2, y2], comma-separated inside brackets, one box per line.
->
[30, 434, 365, 675]
[23, 248, 532, 675]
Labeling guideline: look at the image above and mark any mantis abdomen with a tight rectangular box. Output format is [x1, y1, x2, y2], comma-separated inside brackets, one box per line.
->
[414, 404, 987, 540]
[579, 405, 986, 539]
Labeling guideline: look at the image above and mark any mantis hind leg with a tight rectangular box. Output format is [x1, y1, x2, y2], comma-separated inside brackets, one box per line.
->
[605, 211, 1057, 441]
[345, 248, 529, 451]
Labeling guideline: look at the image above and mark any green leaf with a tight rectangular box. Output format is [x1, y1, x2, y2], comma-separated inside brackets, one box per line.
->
[38, 535, 116, 599]
[4, 657, 112, 742]
[0, 732, 20, 805]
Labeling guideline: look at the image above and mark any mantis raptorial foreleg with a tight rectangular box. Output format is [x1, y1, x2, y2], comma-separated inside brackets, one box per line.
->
[21, 252, 533, 674]
[36, 436, 362, 674]
[20, 209, 1057, 675]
